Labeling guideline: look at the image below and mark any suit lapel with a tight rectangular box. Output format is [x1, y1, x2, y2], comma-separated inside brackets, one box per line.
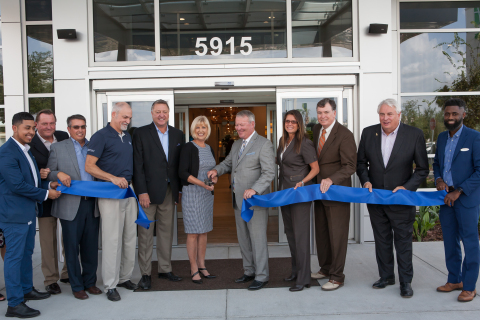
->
[452, 127, 469, 162]
[149, 123, 167, 161]
[374, 125, 385, 170]
[29, 149, 41, 184]
[385, 123, 405, 169]
[66, 139, 81, 177]
[168, 126, 175, 165]
[236, 132, 257, 167]
[318, 122, 338, 161]
[283, 138, 295, 160]
[31, 133, 49, 158]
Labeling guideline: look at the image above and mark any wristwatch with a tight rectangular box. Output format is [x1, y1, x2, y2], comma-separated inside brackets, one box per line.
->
[301, 181, 304, 187]
[456, 187, 463, 194]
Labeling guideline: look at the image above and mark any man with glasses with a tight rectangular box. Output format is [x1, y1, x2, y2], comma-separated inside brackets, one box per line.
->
[46, 115, 102, 300]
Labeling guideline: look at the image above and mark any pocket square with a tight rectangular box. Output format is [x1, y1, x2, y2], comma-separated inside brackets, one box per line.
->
[246, 152, 255, 155]
[461, 148, 469, 151]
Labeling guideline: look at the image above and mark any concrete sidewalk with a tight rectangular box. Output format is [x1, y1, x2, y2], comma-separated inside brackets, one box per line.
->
[0, 236, 479, 320]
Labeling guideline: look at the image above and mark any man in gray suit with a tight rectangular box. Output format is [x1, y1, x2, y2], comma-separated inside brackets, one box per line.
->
[208, 110, 275, 290]
[46, 115, 102, 300]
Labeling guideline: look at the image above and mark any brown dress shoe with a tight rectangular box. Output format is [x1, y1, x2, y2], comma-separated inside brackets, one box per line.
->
[437, 282, 463, 292]
[73, 290, 89, 300]
[45, 283, 62, 295]
[458, 290, 476, 302]
[85, 286, 102, 295]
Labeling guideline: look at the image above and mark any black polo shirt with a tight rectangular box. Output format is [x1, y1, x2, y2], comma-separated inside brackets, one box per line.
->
[87, 123, 133, 182]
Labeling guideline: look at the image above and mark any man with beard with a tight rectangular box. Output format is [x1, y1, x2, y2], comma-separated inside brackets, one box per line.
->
[433, 98, 480, 302]
[357, 98, 428, 298]
[85, 102, 138, 301]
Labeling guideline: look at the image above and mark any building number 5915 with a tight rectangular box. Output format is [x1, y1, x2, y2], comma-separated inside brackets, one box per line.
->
[195, 37, 252, 56]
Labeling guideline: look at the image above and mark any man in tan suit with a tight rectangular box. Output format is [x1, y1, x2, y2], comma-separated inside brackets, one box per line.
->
[311, 98, 357, 291]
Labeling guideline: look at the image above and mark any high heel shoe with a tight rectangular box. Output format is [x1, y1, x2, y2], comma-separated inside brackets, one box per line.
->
[191, 271, 203, 284]
[198, 268, 217, 279]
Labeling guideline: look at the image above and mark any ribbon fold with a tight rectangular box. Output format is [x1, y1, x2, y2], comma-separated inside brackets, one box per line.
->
[241, 185, 447, 222]
[57, 180, 154, 229]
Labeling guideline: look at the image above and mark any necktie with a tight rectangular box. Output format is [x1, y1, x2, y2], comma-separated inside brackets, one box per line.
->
[238, 140, 247, 160]
[317, 129, 326, 157]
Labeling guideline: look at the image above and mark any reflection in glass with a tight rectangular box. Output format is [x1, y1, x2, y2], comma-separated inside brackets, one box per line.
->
[27, 25, 54, 94]
[93, 0, 155, 62]
[29, 97, 55, 115]
[292, 0, 352, 58]
[400, 2, 480, 29]
[25, 0, 52, 21]
[159, 0, 287, 60]
[110, 101, 154, 131]
[0, 108, 5, 147]
[0, 24, 3, 46]
[401, 32, 480, 93]
[282, 97, 337, 140]
[0, 49, 3, 105]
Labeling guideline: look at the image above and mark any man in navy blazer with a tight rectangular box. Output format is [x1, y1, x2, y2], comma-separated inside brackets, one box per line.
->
[0, 112, 61, 318]
[433, 98, 480, 302]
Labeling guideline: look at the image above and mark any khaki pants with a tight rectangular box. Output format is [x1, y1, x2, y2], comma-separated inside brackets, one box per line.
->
[38, 217, 68, 286]
[98, 197, 137, 291]
[138, 186, 175, 275]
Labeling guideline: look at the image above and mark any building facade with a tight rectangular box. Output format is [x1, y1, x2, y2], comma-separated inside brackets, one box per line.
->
[1, 0, 479, 246]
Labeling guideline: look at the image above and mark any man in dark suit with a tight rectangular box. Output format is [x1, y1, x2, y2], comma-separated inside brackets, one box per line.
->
[46, 114, 102, 300]
[29, 109, 69, 294]
[357, 98, 428, 298]
[133, 99, 185, 289]
[310, 98, 357, 291]
[0, 112, 61, 318]
[433, 98, 480, 302]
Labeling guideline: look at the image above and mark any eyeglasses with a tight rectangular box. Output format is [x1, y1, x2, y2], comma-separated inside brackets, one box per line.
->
[285, 120, 298, 124]
[70, 125, 87, 129]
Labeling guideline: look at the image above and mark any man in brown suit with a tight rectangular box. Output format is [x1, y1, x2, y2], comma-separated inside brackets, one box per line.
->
[311, 98, 357, 291]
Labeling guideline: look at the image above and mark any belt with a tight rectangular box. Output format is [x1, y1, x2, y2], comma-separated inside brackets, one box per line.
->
[81, 196, 94, 201]
[448, 186, 455, 193]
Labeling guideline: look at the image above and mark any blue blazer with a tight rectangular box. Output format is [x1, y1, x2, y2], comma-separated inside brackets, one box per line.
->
[433, 126, 480, 208]
[0, 138, 49, 223]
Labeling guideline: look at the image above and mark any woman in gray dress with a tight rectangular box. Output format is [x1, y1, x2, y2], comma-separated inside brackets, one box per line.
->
[178, 116, 217, 284]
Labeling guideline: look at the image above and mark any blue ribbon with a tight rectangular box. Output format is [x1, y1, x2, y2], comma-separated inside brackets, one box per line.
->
[57, 180, 154, 229]
[241, 185, 447, 222]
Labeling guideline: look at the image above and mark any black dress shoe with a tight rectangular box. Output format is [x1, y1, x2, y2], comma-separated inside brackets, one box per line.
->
[248, 280, 268, 291]
[59, 278, 70, 284]
[158, 272, 183, 282]
[199, 268, 216, 279]
[235, 274, 255, 283]
[24, 288, 51, 301]
[106, 289, 121, 302]
[400, 282, 414, 298]
[137, 275, 151, 290]
[284, 274, 297, 282]
[117, 280, 139, 290]
[45, 283, 61, 295]
[372, 277, 395, 289]
[289, 284, 311, 292]
[5, 302, 40, 318]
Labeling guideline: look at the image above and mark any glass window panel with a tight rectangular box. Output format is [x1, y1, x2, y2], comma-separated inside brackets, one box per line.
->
[159, 0, 287, 60]
[29, 97, 55, 115]
[400, 1, 480, 30]
[27, 25, 54, 94]
[400, 32, 480, 93]
[0, 24, 3, 46]
[93, 0, 155, 62]
[0, 108, 5, 147]
[0, 49, 3, 105]
[25, 0, 52, 21]
[292, 0, 352, 58]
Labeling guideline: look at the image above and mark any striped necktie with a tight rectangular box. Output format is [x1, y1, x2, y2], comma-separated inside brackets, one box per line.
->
[238, 140, 247, 160]
[317, 129, 326, 157]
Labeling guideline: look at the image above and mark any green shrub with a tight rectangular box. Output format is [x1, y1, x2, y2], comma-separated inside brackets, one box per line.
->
[413, 205, 440, 242]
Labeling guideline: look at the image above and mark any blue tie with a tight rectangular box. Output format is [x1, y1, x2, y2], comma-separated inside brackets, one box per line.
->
[238, 140, 247, 160]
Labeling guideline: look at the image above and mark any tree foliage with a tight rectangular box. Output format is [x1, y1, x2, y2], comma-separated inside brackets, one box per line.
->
[27, 51, 53, 94]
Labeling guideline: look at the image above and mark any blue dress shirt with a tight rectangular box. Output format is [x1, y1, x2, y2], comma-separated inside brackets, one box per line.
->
[156, 125, 169, 161]
[72, 138, 93, 182]
[443, 125, 464, 186]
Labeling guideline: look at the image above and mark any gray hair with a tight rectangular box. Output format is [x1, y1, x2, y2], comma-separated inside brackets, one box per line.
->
[112, 102, 131, 115]
[377, 98, 401, 114]
[151, 99, 169, 111]
[236, 110, 255, 123]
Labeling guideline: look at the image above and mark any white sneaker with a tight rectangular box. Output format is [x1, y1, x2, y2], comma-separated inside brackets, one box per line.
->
[321, 280, 344, 291]
[311, 271, 327, 279]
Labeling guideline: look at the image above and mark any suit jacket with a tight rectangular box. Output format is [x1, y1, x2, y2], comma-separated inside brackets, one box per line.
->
[357, 123, 429, 209]
[46, 138, 100, 221]
[29, 130, 69, 217]
[0, 138, 49, 223]
[214, 132, 275, 210]
[132, 123, 185, 204]
[433, 126, 480, 208]
[313, 121, 357, 206]
[277, 137, 317, 190]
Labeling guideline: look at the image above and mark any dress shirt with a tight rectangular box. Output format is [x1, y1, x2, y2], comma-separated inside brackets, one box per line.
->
[12, 137, 49, 201]
[156, 125, 169, 161]
[442, 125, 464, 187]
[317, 120, 336, 155]
[381, 123, 400, 167]
[243, 130, 256, 146]
[233, 131, 256, 192]
[37, 131, 57, 152]
[71, 138, 94, 182]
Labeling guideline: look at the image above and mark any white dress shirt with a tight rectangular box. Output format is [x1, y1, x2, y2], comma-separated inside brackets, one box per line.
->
[381, 123, 400, 167]
[36, 131, 57, 152]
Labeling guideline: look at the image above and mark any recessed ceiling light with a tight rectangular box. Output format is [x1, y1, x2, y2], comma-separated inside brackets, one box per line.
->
[180, 17, 185, 21]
